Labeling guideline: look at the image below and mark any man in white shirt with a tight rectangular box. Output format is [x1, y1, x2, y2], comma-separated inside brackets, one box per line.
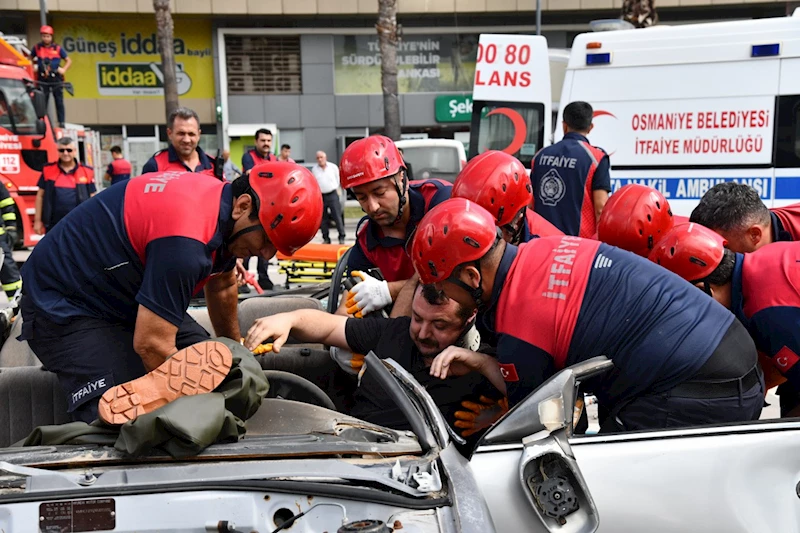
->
[312, 151, 346, 244]
[222, 149, 241, 182]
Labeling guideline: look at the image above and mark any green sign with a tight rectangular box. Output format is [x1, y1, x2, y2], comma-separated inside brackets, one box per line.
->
[435, 95, 473, 123]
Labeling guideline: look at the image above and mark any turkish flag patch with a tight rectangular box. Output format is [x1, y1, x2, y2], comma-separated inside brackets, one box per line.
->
[774, 346, 800, 373]
[499, 363, 520, 382]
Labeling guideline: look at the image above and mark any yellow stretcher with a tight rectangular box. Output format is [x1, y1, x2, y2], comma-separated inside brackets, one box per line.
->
[276, 243, 351, 288]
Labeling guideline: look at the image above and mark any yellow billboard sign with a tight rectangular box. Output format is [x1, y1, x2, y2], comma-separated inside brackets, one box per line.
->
[54, 17, 214, 99]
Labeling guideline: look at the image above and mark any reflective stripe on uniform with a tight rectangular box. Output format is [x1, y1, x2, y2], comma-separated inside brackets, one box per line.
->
[2, 213, 16, 221]
[2, 279, 21, 292]
[577, 141, 599, 166]
[0, 198, 15, 208]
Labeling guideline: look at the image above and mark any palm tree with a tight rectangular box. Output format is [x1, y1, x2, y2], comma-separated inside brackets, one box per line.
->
[153, 0, 179, 121]
[622, 0, 658, 28]
[377, 0, 401, 140]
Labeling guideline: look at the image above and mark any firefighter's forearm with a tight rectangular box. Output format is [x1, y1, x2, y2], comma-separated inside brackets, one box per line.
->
[390, 274, 418, 318]
[34, 190, 44, 223]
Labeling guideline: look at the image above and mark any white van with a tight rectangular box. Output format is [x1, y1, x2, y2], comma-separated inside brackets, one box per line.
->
[556, 11, 800, 216]
[395, 138, 467, 183]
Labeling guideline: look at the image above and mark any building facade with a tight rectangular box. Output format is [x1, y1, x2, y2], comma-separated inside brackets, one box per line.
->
[0, 0, 794, 171]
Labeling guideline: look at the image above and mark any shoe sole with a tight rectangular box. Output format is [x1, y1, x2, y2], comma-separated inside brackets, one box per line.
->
[98, 341, 233, 425]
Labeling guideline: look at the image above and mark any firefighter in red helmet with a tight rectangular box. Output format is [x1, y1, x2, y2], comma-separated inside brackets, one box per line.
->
[19, 163, 322, 425]
[452, 150, 562, 244]
[412, 199, 763, 432]
[338, 135, 452, 317]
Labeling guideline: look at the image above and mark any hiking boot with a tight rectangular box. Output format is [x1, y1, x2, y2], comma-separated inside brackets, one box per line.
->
[97, 340, 233, 425]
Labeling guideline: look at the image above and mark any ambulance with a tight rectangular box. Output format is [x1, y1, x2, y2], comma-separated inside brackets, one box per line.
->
[556, 10, 800, 216]
[468, 34, 567, 170]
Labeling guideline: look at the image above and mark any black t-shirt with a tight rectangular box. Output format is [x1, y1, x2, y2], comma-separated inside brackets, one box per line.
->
[345, 316, 500, 430]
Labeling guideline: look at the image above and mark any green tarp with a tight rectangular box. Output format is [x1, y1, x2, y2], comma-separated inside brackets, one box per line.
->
[18, 338, 269, 458]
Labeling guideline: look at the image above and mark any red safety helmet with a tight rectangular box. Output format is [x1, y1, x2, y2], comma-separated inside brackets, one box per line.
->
[648, 223, 727, 282]
[452, 150, 532, 226]
[339, 135, 405, 190]
[249, 162, 323, 256]
[597, 184, 674, 257]
[40, 25, 54, 35]
[410, 198, 498, 285]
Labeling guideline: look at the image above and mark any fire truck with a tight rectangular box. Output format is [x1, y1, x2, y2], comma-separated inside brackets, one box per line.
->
[0, 33, 100, 248]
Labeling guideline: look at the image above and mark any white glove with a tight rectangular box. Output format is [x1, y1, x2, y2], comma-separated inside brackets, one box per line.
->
[330, 346, 364, 375]
[462, 324, 481, 351]
[345, 271, 392, 316]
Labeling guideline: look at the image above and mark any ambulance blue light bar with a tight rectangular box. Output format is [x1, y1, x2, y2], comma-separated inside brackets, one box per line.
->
[751, 44, 780, 57]
[586, 53, 611, 65]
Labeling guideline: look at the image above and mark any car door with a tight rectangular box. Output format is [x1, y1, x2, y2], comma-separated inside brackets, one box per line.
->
[472, 353, 800, 533]
[470, 357, 609, 533]
[571, 420, 800, 533]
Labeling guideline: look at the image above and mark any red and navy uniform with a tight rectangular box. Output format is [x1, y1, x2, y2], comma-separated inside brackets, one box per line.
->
[106, 158, 132, 185]
[348, 180, 451, 282]
[31, 42, 68, 79]
[241, 149, 274, 172]
[530, 132, 611, 238]
[520, 208, 564, 242]
[31, 42, 69, 125]
[731, 243, 800, 391]
[22, 173, 235, 327]
[20, 172, 234, 421]
[141, 145, 214, 175]
[770, 204, 800, 242]
[37, 162, 96, 229]
[489, 237, 757, 424]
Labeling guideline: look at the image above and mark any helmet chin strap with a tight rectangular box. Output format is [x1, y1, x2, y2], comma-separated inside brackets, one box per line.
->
[447, 260, 485, 309]
[392, 171, 409, 225]
[503, 207, 527, 246]
[225, 223, 263, 248]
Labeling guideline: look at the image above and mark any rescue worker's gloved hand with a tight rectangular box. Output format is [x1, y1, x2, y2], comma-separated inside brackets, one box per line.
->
[462, 324, 481, 351]
[330, 346, 365, 375]
[345, 271, 392, 316]
[454, 395, 509, 438]
[252, 343, 273, 355]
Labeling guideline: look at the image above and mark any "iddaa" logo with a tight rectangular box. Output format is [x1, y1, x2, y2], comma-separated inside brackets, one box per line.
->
[96, 62, 192, 96]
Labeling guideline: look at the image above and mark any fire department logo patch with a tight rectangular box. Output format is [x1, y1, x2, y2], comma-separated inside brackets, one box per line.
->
[540, 169, 565, 207]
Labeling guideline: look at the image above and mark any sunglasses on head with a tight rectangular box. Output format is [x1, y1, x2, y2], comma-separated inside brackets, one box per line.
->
[58, 148, 73, 153]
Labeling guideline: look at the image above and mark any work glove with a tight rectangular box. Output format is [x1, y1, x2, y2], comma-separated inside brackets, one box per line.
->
[462, 324, 481, 351]
[5, 226, 17, 246]
[252, 343, 273, 355]
[241, 338, 273, 355]
[330, 346, 365, 375]
[454, 395, 509, 438]
[345, 271, 392, 317]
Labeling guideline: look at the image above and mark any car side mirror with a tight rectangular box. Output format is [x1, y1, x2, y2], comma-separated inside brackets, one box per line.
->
[31, 89, 47, 119]
[472, 356, 613, 533]
[35, 118, 46, 135]
[518, 431, 599, 533]
[479, 356, 614, 445]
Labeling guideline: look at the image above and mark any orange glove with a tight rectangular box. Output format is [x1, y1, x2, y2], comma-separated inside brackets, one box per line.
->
[242, 338, 273, 355]
[252, 343, 273, 355]
[330, 347, 365, 374]
[454, 395, 509, 438]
